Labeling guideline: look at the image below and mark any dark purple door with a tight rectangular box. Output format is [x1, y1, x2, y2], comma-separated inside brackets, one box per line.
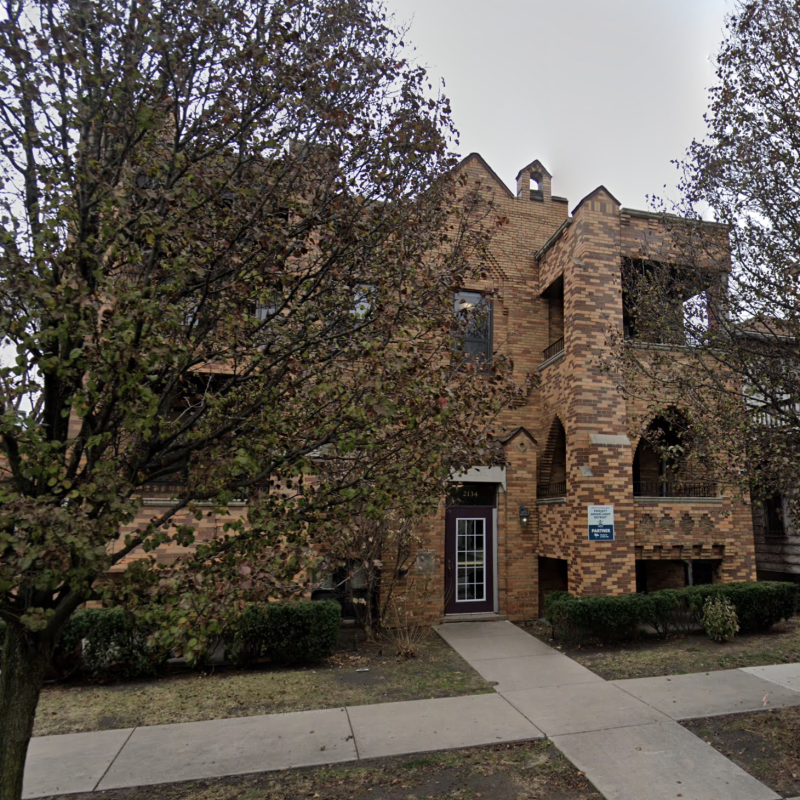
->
[444, 505, 495, 615]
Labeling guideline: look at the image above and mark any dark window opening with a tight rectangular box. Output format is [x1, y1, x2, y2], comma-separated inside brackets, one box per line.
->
[541, 276, 564, 362]
[454, 291, 493, 364]
[633, 413, 715, 498]
[538, 557, 569, 615]
[691, 560, 714, 585]
[764, 493, 786, 538]
[538, 418, 567, 499]
[622, 257, 712, 345]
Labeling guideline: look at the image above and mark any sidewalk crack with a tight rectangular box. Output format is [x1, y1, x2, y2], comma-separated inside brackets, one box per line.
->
[344, 707, 360, 760]
[93, 726, 137, 791]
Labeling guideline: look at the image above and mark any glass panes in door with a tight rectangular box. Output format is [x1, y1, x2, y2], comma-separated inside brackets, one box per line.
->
[456, 518, 486, 602]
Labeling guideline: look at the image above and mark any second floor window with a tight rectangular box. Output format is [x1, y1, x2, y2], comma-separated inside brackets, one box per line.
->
[454, 291, 492, 363]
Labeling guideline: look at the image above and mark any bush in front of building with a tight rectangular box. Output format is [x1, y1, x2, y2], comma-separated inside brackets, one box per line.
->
[265, 600, 341, 665]
[546, 581, 797, 645]
[224, 603, 273, 668]
[683, 581, 797, 634]
[701, 596, 740, 643]
[50, 608, 169, 681]
[546, 592, 652, 645]
[225, 600, 341, 667]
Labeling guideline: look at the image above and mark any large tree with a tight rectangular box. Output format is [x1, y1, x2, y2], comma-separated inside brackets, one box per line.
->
[615, 0, 800, 506]
[0, 0, 523, 795]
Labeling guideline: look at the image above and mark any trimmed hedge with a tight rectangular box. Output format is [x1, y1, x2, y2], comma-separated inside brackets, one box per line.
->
[225, 600, 341, 667]
[224, 603, 273, 668]
[546, 581, 797, 645]
[682, 582, 797, 634]
[56, 608, 168, 680]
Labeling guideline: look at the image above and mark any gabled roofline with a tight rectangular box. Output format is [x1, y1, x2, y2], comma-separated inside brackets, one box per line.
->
[572, 185, 622, 216]
[454, 153, 515, 199]
[535, 217, 573, 262]
[515, 159, 552, 181]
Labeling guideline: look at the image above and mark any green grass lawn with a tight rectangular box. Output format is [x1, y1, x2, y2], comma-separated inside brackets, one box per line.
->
[34, 633, 491, 736]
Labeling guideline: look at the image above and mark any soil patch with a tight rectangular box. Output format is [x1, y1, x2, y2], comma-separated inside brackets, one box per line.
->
[683, 706, 800, 798]
[522, 617, 800, 680]
[40, 741, 603, 800]
[34, 632, 491, 737]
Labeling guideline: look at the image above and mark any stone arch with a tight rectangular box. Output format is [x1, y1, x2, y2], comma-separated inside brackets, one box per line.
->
[539, 415, 567, 489]
[633, 408, 705, 496]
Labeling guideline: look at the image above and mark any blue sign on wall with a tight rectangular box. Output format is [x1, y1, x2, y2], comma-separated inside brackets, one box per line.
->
[588, 505, 615, 541]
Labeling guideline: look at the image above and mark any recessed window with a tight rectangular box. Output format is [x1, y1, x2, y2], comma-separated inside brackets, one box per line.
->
[350, 284, 375, 320]
[454, 291, 492, 363]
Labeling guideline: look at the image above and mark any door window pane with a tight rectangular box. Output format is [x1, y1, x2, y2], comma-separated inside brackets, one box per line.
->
[456, 518, 486, 602]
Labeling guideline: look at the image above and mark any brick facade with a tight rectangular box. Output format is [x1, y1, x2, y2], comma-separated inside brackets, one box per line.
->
[399, 154, 756, 624]
[121, 153, 757, 622]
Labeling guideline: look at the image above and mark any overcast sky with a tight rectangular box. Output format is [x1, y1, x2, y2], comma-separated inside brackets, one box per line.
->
[383, 0, 731, 211]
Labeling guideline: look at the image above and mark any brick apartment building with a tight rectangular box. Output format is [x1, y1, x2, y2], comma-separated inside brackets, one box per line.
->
[118, 153, 758, 623]
[401, 153, 756, 624]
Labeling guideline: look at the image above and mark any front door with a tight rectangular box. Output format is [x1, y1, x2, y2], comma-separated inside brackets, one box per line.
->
[444, 505, 495, 615]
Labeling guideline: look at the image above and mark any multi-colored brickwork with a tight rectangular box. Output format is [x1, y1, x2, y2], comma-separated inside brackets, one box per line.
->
[397, 154, 756, 624]
[122, 153, 757, 624]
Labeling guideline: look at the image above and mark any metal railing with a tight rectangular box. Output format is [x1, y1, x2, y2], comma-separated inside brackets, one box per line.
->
[537, 481, 567, 499]
[138, 480, 188, 495]
[633, 480, 717, 498]
[751, 403, 800, 429]
[138, 481, 264, 500]
[542, 337, 564, 361]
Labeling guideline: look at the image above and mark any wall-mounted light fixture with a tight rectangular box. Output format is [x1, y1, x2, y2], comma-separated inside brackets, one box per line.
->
[519, 504, 530, 526]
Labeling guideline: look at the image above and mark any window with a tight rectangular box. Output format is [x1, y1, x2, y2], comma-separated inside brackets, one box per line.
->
[454, 291, 492, 363]
[349, 284, 375, 320]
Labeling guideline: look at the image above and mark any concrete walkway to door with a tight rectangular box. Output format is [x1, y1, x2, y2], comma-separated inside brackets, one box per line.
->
[22, 619, 800, 800]
[436, 620, 800, 800]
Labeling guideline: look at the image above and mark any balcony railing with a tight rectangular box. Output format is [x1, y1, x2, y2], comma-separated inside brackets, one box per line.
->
[751, 403, 800, 429]
[138, 480, 263, 500]
[138, 480, 189, 495]
[634, 481, 717, 498]
[542, 337, 564, 361]
[537, 481, 567, 499]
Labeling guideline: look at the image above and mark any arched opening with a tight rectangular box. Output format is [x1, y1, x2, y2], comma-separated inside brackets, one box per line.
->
[529, 171, 544, 201]
[538, 417, 567, 499]
[633, 412, 715, 497]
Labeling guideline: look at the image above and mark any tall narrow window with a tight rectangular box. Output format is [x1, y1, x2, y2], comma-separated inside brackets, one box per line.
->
[454, 291, 492, 363]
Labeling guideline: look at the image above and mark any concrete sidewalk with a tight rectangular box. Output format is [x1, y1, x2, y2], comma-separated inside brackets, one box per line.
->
[23, 691, 544, 798]
[437, 621, 800, 800]
[23, 620, 800, 800]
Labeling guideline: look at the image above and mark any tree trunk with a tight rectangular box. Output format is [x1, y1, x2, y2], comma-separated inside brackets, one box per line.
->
[0, 623, 54, 800]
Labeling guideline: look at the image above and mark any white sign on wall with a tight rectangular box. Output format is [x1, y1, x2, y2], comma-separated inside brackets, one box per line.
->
[588, 505, 615, 542]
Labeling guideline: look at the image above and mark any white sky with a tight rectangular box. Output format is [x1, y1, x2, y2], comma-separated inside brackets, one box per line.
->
[383, 0, 731, 211]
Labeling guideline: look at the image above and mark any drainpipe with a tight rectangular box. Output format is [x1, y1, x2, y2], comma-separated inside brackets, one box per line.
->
[684, 559, 694, 586]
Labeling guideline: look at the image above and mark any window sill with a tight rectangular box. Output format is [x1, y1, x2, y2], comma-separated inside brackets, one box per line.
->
[141, 497, 249, 507]
[537, 497, 567, 505]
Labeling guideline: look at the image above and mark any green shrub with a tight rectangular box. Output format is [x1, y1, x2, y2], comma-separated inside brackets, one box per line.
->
[224, 604, 272, 668]
[55, 608, 168, 681]
[683, 581, 797, 634]
[225, 600, 341, 667]
[702, 596, 740, 642]
[265, 600, 341, 665]
[547, 593, 650, 645]
[647, 589, 687, 639]
[545, 581, 796, 646]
